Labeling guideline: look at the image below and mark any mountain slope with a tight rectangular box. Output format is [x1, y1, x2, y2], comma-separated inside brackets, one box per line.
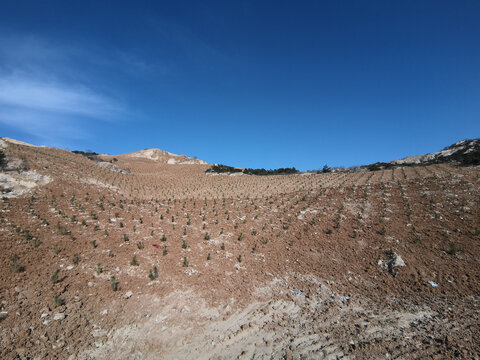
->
[0, 137, 479, 359]
[115, 148, 207, 165]
[392, 138, 480, 165]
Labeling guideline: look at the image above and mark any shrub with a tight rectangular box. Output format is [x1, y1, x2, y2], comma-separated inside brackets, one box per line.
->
[148, 266, 159, 280]
[72, 254, 80, 264]
[95, 263, 103, 275]
[137, 242, 144, 249]
[110, 276, 119, 291]
[182, 240, 187, 249]
[204, 233, 210, 240]
[50, 269, 60, 284]
[54, 295, 65, 307]
[10, 254, 23, 272]
[447, 243, 457, 255]
[183, 257, 189, 267]
[0, 150, 6, 170]
[462, 149, 480, 165]
[131, 255, 139, 266]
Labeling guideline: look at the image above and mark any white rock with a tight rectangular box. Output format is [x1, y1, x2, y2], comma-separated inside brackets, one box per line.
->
[53, 312, 65, 320]
[125, 291, 133, 299]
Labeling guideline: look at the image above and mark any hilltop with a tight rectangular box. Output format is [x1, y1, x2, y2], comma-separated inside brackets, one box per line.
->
[0, 137, 479, 359]
[109, 148, 207, 165]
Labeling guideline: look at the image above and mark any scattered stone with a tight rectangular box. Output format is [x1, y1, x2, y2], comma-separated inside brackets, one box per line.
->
[53, 312, 65, 321]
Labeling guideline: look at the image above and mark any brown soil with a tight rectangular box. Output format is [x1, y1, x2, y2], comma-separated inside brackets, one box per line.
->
[0, 141, 479, 359]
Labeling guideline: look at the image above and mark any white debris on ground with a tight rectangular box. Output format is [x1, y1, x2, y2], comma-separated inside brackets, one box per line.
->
[0, 170, 52, 198]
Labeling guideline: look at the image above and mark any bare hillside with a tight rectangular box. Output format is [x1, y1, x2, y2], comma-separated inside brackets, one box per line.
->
[0, 139, 479, 359]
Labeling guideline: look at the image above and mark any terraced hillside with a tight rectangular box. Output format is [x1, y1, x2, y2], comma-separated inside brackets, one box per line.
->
[0, 138, 479, 359]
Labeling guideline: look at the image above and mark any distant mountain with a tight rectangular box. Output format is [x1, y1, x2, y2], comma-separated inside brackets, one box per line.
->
[358, 139, 480, 171]
[391, 139, 480, 165]
[119, 148, 207, 165]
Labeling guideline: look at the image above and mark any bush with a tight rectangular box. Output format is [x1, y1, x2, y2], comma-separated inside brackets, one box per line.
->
[148, 266, 158, 280]
[206, 164, 298, 176]
[10, 254, 23, 272]
[462, 150, 480, 165]
[0, 150, 6, 170]
[447, 243, 457, 255]
[54, 295, 65, 307]
[50, 269, 60, 284]
[131, 255, 139, 266]
[110, 276, 119, 291]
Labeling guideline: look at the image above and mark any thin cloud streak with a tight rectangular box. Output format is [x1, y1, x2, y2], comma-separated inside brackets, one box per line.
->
[0, 34, 137, 146]
[0, 76, 123, 119]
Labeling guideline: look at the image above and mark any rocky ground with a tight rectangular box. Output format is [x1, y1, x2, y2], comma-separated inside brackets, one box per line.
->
[0, 139, 479, 359]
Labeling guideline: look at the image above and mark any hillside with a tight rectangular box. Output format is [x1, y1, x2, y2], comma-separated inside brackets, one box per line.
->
[0, 137, 479, 359]
[110, 148, 207, 165]
[392, 139, 480, 165]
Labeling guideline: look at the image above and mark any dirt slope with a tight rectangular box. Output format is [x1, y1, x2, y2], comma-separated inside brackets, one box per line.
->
[0, 140, 479, 359]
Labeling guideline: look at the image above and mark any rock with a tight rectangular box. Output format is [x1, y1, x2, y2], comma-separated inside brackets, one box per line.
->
[53, 312, 65, 321]
[379, 252, 406, 272]
[100, 309, 108, 315]
[40, 313, 49, 319]
[125, 291, 133, 299]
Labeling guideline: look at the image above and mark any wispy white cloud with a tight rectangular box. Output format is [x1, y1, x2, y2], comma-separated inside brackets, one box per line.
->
[0, 76, 123, 118]
[0, 35, 131, 145]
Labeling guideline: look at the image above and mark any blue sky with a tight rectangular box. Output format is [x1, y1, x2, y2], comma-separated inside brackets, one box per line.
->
[0, 1, 479, 170]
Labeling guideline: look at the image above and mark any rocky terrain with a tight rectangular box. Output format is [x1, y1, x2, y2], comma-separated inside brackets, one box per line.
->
[391, 139, 480, 165]
[0, 137, 479, 359]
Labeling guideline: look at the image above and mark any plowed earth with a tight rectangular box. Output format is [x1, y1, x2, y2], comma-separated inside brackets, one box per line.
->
[0, 141, 479, 359]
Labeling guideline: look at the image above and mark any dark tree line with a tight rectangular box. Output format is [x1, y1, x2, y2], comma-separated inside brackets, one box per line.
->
[206, 164, 298, 176]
